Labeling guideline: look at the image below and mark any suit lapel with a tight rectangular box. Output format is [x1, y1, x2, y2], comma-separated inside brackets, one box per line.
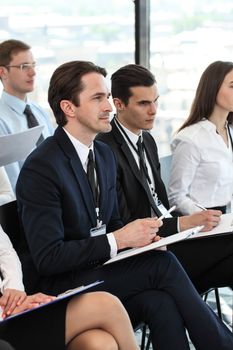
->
[55, 127, 97, 226]
[143, 133, 170, 209]
[111, 120, 161, 216]
[112, 120, 142, 183]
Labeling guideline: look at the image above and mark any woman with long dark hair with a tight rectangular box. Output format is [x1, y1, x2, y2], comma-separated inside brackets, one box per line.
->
[168, 61, 233, 215]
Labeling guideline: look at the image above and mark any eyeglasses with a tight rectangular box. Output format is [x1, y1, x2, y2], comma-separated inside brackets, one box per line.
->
[5, 63, 36, 71]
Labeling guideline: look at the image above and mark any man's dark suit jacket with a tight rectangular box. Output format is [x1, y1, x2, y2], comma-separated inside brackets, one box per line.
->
[97, 118, 178, 237]
[97, 118, 233, 294]
[16, 126, 123, 294]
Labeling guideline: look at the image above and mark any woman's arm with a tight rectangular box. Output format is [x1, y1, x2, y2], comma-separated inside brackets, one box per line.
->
[168, 139, 201, 215]
[0, 167, 15, 205]
[0, 225, 25, 317]
[0, 226, 24, 293]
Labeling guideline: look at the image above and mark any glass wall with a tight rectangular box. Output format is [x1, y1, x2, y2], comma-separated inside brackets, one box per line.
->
[150, 0, 233, 156]
[0, 0, 134, 120]
[1, 0, 233, 151]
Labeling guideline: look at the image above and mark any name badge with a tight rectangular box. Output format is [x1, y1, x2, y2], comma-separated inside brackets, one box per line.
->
[157, 203, 173, 218]
[90, 224, 106, 237]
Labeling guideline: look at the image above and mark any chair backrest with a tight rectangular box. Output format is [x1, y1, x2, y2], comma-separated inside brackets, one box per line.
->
[0, 200, 21, 251]
[159, 154, 172, 192]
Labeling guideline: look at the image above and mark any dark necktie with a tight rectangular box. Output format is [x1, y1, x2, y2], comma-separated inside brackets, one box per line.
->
[24, 104, 44, 146]
[137, 135, 147, 176]
[87, 149, 97, 203]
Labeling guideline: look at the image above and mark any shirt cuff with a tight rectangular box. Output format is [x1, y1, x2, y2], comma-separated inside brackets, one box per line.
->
[107, 233, 118, 258]
[177, 217, 180, 232]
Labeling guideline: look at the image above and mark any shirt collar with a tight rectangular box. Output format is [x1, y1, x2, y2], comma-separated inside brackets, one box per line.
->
[115, 117, 142, 146]
[63, 128, 94, 168]
[2, 91, 28, 115]
[201, 118, 228, 132]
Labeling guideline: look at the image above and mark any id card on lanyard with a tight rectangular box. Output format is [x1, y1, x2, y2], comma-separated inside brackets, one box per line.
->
[90, 206, 107, 237]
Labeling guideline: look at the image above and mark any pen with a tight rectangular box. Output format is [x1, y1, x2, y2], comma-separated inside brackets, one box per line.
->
[195, 203, 207, 211]
[58, 285, 85, 297]
[157, 205, 176, 221]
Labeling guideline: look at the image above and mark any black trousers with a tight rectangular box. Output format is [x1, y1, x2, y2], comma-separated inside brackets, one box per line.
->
[170, 233, 233, 293]
[41, 250, 233, 350]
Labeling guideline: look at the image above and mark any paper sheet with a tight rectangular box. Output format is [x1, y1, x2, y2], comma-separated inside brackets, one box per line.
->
[0, 126, 44, 166]
[189, 213, 233, 239]
[104, 226, 203, 265]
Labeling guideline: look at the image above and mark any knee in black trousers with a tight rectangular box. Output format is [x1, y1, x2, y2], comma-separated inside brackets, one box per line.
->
[124, 289, 190, 350]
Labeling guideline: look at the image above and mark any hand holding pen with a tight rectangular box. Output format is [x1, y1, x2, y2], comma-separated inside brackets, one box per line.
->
[191, 203, 222, 231]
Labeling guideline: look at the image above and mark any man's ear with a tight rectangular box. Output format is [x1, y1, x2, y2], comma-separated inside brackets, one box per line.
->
[0, 66, 7, 81]
[113, 97, 125, 111]
[60, 100, 76, 119]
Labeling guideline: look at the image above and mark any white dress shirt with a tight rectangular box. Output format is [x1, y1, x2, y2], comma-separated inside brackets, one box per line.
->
[0, 167, 15, 206]
[0, 225, 24, 293]
[168, 119, 233, 215]
[63, 129, 118, 258]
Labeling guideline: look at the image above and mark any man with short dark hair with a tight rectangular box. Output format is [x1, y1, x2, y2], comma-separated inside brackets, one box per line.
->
[97, 63, 233, 294]
[0, 39, 54, 190]
[17, 60, 233, 350]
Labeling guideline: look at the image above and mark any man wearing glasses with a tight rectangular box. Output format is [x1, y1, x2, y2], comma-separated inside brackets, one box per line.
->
[0, 39, 54, 191]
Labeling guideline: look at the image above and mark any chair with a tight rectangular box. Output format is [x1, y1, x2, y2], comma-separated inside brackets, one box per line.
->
[159, 154, 172, 192]
[134, 323, 151, 350]
[202, 288, 222, 320]
[0, 200, 21, 251]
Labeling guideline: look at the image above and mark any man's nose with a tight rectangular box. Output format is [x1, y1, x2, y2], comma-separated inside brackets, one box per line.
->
[149, 102, 157, 114]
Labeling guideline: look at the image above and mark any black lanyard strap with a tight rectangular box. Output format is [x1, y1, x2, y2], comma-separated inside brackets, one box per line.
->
[227, 124, 233, 151]
[114, 117, 152, 184]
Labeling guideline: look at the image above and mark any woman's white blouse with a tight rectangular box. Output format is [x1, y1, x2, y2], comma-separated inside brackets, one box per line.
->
[168, 119, 233, 215]
[0, 225, 24, 293]
[0, 167, 15, 206]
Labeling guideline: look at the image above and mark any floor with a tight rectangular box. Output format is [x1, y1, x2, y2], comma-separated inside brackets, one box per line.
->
[135, 287, 233, 349]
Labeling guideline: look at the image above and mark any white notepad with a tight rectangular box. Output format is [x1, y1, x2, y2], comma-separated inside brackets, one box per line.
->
[104, 226, 203, 265]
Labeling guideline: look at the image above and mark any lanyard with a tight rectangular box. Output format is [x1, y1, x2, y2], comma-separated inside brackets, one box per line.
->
[227, 124, 233, 151]
[114, 118, 151, 183]
[114, 118, 160, 205]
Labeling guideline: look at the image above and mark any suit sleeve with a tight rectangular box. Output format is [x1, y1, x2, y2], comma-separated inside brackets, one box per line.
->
[158, 217, 178, 237]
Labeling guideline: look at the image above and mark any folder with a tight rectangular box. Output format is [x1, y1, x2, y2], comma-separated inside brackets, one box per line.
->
[188, 213, 233, 239]
[104, 226, 203, 265]
[0, 280, 103, 322]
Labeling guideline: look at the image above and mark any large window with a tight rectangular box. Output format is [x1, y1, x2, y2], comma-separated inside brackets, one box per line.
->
[1, 0, 233, 153]
[0, 0, 134, 115]
[150, 0, 233, 155]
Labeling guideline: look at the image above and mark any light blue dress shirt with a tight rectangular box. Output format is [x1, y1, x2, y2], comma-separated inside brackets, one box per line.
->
[0, 91, 54, 191]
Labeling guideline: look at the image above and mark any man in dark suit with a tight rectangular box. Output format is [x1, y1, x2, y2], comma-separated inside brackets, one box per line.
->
[97, 63, 233, 294]
[16, 61, 233, 349]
